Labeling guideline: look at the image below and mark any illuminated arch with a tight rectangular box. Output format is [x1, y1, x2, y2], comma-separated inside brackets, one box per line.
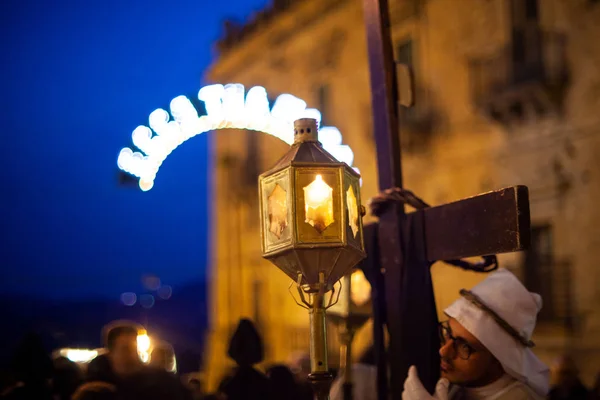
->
[117, 83, 358, 191]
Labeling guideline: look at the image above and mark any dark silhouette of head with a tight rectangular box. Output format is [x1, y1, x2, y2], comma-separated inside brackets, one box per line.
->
[105, 325, 142, 377]
[11, 332, 53, 384]
[52, 356, 84, 400]
[227, 319, 263, 367]
[221, 321, 272, 400]
[72, 382, 117, 400]
[267, 364, 297, 397]
[149, 342, 176, 372]
[87, 353, 116, 384]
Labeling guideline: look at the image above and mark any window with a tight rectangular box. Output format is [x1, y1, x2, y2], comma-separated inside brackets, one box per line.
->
[396, 39, 413, 68]
[523, 225, 555, 321]
[316, 84, 330, 125]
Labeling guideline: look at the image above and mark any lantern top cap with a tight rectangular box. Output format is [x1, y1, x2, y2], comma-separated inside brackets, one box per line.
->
[293, 118, 319, 144]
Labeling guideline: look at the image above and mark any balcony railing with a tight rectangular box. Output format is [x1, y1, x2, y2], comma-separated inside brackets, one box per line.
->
[469, 30, 569, 110]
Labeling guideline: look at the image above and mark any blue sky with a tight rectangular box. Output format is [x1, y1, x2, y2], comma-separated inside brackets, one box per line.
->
[0, 0, 269, 300]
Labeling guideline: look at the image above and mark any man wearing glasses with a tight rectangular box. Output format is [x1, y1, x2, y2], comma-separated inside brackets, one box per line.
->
[402, 268, 550, 400]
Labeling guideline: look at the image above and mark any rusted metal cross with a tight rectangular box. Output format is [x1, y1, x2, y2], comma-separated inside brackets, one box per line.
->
[360, 0, 531, 399]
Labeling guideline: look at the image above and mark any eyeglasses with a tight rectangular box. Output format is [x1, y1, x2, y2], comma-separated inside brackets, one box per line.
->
[438, 321, 478, 361]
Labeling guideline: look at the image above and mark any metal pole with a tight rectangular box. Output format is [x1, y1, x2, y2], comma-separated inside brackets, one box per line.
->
[308, 290, 333, 400]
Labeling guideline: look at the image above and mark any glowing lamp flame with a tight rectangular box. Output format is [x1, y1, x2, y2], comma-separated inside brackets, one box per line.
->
[303, 175, 334, 233]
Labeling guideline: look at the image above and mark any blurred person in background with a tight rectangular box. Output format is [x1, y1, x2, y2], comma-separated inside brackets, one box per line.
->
[1, 332, 54, 400]
[51, 355, 84, 400]
[149, 341, 176, 373]
[219, 319, 272, 400]
[288, 351, 313, 400]
[330, 344, 378, 400]
[86, 353, 117, 384]
[187, 378, 203, 400]
[266, 364, 302, 400]
[117, 368, 193, 400]
[71, 381, 117, 400]
[548, 355, 589, 400]
[104, 325, 144, 379]
[76, 324, 142, 399]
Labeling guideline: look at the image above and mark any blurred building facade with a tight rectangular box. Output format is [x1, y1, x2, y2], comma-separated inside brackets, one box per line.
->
[204, 0, 600, 388]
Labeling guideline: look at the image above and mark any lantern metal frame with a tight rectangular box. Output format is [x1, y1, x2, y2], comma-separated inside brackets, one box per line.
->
[258, 118, 367, 400]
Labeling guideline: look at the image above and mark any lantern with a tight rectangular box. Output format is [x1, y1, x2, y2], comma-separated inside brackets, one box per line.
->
[328, 268, 372, 400]
[259, 118, 366, 399]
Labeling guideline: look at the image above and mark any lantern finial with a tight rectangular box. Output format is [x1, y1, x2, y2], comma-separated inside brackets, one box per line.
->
[293, 118, 319, 144]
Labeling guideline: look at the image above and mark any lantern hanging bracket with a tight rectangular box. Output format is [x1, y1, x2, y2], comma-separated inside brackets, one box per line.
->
[288, 273, 343, 310]
[289, 279, 311, 309]
[325, 279, 342, 310]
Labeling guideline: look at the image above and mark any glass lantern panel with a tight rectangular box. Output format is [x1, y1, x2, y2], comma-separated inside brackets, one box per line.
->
[303, 174, 334, 233]
[267, 184, 288, 239]
[346, 185, 359, 238]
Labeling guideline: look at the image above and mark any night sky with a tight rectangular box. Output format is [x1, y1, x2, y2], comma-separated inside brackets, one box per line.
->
[1, 0, 269, 300]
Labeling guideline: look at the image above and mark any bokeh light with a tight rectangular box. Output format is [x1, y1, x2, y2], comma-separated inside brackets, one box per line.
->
[140, 294, 155, 309]
[120, 292, 137, 306]
[157, 285, 172, 300]
[350, 269, 371, 306]
[142, 274, 161, 291]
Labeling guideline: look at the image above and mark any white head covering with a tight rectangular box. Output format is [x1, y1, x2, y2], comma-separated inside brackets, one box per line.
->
[444, 268, 550, 397]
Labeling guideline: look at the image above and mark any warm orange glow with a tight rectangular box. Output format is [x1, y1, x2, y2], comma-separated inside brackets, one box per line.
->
[346, 185, 359, 238]
[268, 184, 288, 239]
[137, 332, 151, 363]
[304, 174, 334, 233]
[350, 269, 371, 306]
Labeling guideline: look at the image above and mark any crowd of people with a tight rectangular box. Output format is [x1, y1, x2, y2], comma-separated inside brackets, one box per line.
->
[0, 318, 319, 400]
[1, 269, 600, 400]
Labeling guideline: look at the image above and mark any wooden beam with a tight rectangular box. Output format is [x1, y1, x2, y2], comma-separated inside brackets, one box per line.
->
[418, 186, 531, 262]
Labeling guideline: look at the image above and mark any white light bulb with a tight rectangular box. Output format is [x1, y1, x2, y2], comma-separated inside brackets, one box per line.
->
[131, 152, 145, 177]
[319, 126, 343, 147]
[139, 179, 154, 191]
[170, 96, 197, 124]
[245, 86, 270, 117]
[132, 126, 153, 154]
[326, 145, 354, 166]
[198, 84, 225, 120]
[61, 349, 98, 364]
[271, 94, 306, 123]
[117, 148, 134, 171]
[302, 108, 322, 127]
[149, 109, 170, 136]
[223, 83, 245, 125]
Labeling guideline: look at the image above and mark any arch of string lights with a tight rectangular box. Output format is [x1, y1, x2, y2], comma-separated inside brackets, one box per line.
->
[116, 83, 358, 191]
